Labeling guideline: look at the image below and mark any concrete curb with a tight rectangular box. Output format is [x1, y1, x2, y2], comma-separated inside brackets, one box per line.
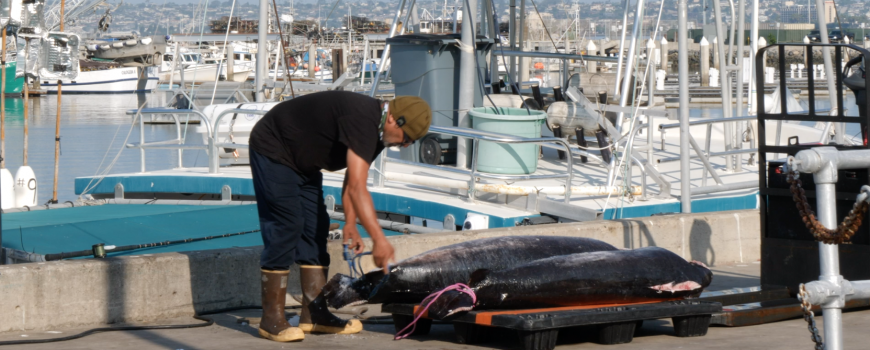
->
[1, 209, 759, 333]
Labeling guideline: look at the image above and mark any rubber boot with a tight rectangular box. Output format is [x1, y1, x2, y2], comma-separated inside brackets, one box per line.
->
[258, 269, 304, 342]
[298, 265, 363, 334]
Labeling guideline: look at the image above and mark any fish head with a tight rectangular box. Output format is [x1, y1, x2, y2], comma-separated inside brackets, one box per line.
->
[321, 272, 386, 309]
[425, 289, 476, 320]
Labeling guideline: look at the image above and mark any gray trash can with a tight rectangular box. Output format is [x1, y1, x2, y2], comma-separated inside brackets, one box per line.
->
[387, 34, 494, 165]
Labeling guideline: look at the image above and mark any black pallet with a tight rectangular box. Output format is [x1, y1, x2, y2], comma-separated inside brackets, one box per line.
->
[384, 300, 721, 350]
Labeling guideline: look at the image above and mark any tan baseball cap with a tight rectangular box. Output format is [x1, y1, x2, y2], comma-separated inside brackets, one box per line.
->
[389, 96, 432, 141]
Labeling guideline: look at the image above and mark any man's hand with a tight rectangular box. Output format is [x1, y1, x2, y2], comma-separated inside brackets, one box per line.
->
[342, 225, 365, 255]
[371, 238, 396, 271]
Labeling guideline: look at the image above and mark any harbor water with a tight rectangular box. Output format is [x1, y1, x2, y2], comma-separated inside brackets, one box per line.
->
[0, 91, 861, 206]
[1, 92, 208, 206]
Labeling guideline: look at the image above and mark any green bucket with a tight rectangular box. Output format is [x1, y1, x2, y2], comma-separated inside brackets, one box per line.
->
[470, 107, 546, 175]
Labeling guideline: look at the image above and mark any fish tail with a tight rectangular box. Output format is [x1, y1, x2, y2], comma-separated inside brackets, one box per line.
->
[321, 273, 369, 309]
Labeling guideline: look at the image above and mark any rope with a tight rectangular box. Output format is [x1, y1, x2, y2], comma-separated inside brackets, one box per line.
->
[394, 283, 476, 340]
[602, 0, 666, 218]
[78, 100, 148, 198]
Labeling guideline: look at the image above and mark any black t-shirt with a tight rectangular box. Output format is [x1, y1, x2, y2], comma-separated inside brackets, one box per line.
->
[249, 91, 385, 175]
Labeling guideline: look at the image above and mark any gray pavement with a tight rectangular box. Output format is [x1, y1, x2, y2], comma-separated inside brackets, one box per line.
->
[3, 262, 869, 350]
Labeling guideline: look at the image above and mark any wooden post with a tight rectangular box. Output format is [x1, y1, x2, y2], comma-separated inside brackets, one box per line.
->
[1, 27, 5, 170]
[52, 0, 67, 204]
[332, 48, 344, 79]
[23, 77, 28, 166]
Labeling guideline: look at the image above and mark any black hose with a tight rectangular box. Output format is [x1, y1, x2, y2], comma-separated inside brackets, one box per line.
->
[44, 229, 261, 261]
[0, 305, 297, 346]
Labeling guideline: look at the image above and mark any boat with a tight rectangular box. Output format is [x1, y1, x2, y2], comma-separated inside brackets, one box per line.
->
[42, 34, 166, 94]
[3, 61, 25, 94]
[42, 62, 159, 94]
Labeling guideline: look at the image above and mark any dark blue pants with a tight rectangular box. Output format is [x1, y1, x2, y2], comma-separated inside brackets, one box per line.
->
[250, 149, 330, 270]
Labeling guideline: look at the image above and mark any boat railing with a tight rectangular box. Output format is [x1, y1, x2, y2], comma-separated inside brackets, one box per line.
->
[495, 50, 620, 87]
[373, 125, 577, 203]
[656, 115, 759, 193]
[210, 108, 270, 172]
[125, 108, 213, 173]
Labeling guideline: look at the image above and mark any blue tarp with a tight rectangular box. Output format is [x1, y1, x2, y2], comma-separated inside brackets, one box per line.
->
[1, 204, 399, 257]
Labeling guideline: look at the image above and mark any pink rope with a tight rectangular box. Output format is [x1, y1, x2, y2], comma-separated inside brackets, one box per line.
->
[393, 283, 477, 340]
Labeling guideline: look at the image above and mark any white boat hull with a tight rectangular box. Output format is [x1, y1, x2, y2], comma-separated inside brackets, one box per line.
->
[43, 67, 159, 94]
[161, 66, 251, 83]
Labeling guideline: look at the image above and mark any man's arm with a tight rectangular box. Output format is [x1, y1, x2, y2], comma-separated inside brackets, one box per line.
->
[344, 148, 395, 269]
[341, 175, 364, 254]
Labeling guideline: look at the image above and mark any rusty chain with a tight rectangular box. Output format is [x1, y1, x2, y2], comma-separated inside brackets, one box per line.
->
[785, 164, 869, 245]
[798, 284, 825, 350]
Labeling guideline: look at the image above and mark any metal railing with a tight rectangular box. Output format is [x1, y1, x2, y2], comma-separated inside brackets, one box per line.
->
[374, 125, 576, 203]
[125, 108, 212, 173]
[658, 115, 759, 189]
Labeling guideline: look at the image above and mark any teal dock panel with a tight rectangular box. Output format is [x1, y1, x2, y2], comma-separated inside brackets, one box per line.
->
[2, 205, 262, 256]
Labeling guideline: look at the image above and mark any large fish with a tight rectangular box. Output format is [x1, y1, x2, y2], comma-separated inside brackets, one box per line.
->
[322, 236, 618, 308]
[427, 247, 713, 319]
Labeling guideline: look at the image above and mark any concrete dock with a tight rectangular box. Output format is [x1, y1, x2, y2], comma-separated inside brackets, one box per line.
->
[3, 263, 870, 349]
[2, 209, 869, 349]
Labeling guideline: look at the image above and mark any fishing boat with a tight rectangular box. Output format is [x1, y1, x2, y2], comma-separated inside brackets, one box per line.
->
[42, 63, 159, 94]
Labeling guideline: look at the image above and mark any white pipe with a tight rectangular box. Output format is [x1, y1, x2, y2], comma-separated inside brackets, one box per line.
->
[383, 171, 642, 196]
[256, 0, 268, 102]
[457, 0, 477, 170]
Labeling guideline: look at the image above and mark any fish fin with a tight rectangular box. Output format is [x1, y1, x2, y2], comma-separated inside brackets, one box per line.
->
[321, 274, 368, 309]
[468, 269, 491, 286]
[426, 290, 475, 320]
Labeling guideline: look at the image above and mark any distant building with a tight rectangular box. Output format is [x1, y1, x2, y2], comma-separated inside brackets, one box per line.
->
[779, 1, 835, 25]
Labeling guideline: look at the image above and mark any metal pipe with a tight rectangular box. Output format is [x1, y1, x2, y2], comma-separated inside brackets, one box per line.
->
[726, 0, 736, 64]
[369, 0, 406, 97]
[657, 148, 758, 163]
[691, 180, 757, 195]
[733, 0, 746, 172]
[659, 115, 757, 129]
[359, 38, 369, 83]
[747, 0, 759, 115]
[509, 0, 517, 85]
[491, 49, 618, 62]
[457, 0, 476, 170]
[614, 0, 631, 97]
[607, 0, 647, 187]
[383, 171, 638, 196]
[679, 0, 691, 212]
[485, 0, 497, 87]
[256, 0, 268, 102]
[814, 0, 840, 144]
[518, 0, 525, 85]
[711, 0, 733, 170]
[816, 181, 844, 350]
